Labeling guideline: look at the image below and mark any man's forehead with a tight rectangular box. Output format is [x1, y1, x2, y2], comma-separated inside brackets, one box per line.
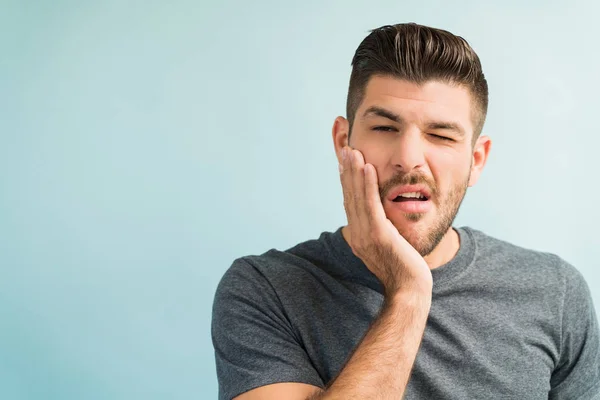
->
[362, 76, 471, 107]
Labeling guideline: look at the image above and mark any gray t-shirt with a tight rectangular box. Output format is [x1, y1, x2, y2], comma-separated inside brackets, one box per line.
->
[211, 226, 600, 399]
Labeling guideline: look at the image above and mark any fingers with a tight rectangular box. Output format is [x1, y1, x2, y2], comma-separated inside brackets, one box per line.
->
[364, 162, 387, 227]
[339, 146, 370, 238]
[349, 148, 369, 231]
[340, 147, 359, 238]
[340, 147, 354, 225]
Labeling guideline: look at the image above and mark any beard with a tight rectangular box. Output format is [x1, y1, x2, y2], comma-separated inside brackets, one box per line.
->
[381, 168, 471, 257]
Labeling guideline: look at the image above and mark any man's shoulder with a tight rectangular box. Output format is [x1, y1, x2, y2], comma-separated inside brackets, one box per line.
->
[220, 229, 337, 289]
[464, 226, 581, 283]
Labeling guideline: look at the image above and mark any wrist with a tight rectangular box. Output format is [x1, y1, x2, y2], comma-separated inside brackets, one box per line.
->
[387, 274, 432, 295]
[384, 285, 432, 311]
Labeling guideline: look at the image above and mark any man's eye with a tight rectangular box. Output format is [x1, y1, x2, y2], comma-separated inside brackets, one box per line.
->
[430, 134, 453, 142]
[373, 126, 396, 132]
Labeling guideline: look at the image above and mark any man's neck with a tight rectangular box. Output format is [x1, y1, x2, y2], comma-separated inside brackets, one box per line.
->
[424, 227, 460, 270]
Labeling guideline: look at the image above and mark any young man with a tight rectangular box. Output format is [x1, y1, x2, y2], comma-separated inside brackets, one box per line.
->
[211, 23, 600, 399]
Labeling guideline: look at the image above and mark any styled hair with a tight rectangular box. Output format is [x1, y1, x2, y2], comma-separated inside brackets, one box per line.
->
[347, 23, 488, 145]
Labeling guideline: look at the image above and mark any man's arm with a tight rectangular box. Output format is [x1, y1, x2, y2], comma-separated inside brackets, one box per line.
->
[309, 288, 430, 400]
[235, 288, 430, 400]
[308, 146, 434, 399]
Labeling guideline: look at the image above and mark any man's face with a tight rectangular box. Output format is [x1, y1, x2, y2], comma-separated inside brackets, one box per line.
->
[347, 76, 476, 257]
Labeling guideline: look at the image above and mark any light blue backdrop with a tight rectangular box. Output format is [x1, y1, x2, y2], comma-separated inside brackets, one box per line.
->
[1, 0, 598, 398]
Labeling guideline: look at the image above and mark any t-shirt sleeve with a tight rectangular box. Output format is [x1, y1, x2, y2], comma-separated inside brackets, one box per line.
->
[549, 262, 600, 399]
[211, 257, 325, 400]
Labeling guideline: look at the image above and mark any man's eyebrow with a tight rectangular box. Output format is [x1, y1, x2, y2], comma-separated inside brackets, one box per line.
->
[362, 106, 403, 124]
[362, 105, 465, 137]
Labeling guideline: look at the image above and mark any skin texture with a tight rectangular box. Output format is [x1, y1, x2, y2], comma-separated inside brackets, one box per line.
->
[334, 76, 492, 270]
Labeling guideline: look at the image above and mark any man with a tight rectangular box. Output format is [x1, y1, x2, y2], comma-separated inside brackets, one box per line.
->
[211, 23, 600, 399]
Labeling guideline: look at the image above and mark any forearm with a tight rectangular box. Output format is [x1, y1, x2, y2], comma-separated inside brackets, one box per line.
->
[312, 289, 431, 400]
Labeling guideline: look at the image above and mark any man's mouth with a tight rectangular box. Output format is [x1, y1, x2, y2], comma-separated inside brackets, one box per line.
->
[389, 191, 433, 213]
[392, 192, 429, 202]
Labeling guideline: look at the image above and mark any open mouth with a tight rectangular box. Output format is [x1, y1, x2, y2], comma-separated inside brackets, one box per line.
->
[392, 193, 429, 202]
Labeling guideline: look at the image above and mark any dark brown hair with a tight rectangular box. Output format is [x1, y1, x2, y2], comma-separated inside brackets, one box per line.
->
[347, 23, 488, 145]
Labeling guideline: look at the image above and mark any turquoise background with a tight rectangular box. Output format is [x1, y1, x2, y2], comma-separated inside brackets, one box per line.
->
[1, 0, 598, 398]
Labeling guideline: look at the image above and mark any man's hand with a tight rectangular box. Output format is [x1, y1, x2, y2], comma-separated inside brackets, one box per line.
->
[339, 146, 433, 298]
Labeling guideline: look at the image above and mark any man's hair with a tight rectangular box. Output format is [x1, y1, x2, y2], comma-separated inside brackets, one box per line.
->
[347, 23, 488, 146]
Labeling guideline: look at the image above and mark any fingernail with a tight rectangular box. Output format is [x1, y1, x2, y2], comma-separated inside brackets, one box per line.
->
[342, 148, 347, 161]
[338, 163, 343, 174]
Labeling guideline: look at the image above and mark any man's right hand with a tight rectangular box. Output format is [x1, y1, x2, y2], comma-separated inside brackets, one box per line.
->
[339, 146, 433, 298]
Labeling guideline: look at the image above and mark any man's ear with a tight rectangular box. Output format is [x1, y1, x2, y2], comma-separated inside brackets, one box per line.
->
[468, 135, 492, 187]
[332, 116, 350, 165]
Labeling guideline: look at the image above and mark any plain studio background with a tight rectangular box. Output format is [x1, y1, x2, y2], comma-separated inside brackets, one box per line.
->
[1, 0, 599, 398]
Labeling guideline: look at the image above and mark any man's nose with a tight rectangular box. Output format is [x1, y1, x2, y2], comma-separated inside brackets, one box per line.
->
[389, 129, 426, 173]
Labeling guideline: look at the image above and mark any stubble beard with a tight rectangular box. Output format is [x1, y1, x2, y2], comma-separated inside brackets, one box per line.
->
[392, 173, 470, 257]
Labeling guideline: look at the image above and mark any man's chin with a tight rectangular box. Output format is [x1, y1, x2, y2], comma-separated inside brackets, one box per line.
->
[387, 209, 429, 226]
[389, 216, 424, 239]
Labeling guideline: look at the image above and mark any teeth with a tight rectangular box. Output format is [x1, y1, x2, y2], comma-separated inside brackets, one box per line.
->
[398, 192, 425, 199]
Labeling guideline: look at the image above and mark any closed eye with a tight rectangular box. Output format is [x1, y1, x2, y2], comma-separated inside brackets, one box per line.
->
[430, 134, 454, 142]
[372, 126, 397, 132]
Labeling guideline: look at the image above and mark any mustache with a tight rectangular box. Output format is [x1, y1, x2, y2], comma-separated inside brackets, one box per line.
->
[379, 172, 436, 200]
